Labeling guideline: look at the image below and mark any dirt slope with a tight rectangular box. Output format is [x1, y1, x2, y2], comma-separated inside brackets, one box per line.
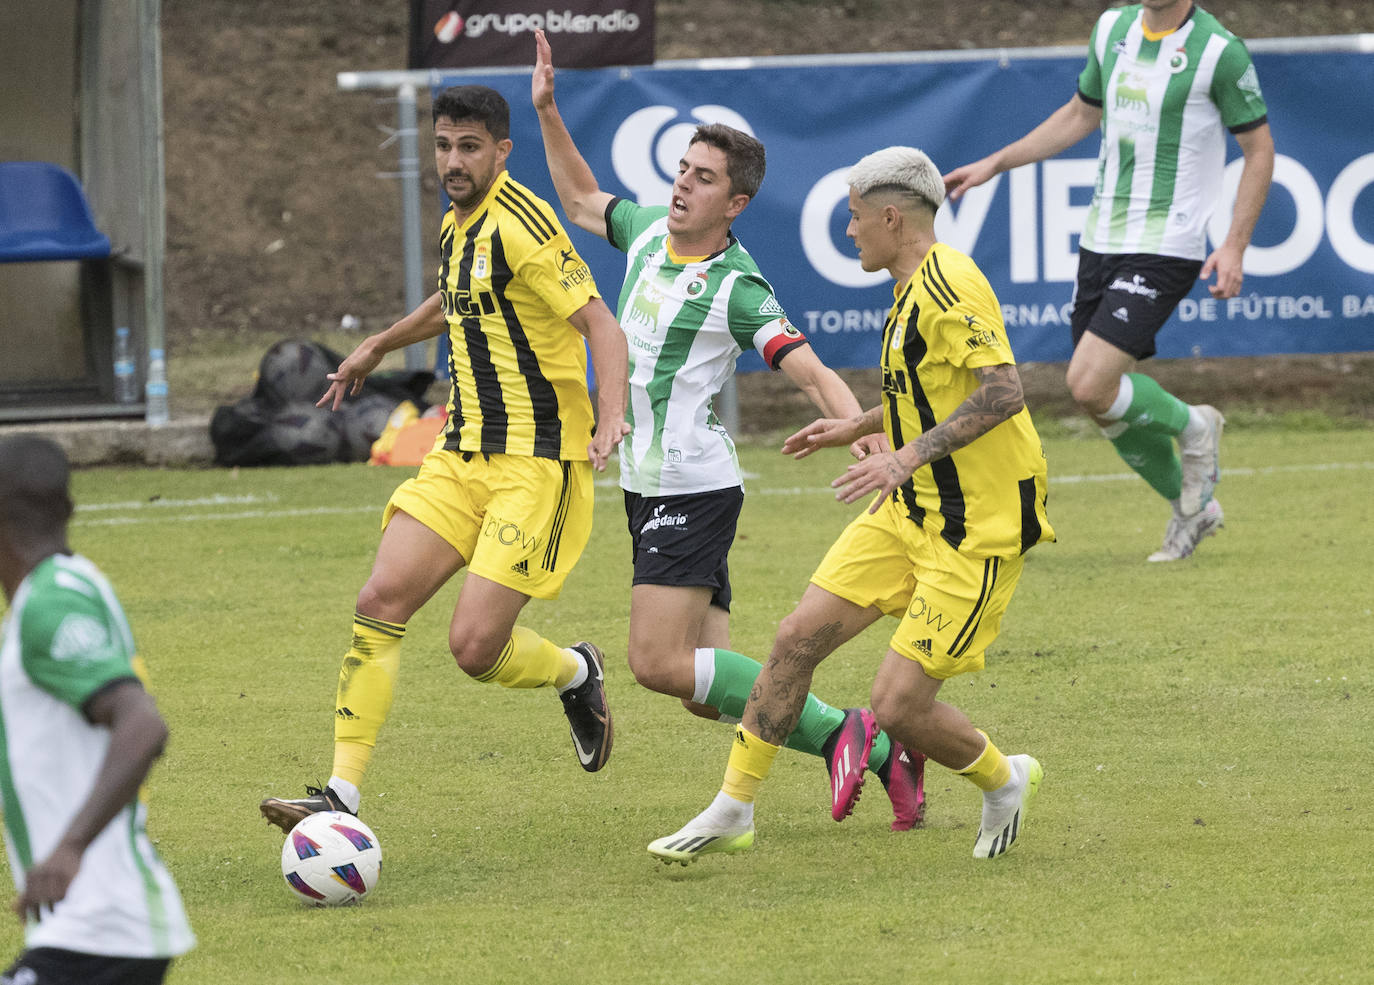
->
[160, 2, 1374, 423]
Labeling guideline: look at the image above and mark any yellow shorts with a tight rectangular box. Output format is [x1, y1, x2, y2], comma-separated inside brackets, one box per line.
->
[810, 495, 1025, 679]
[383, 445, 593, 600]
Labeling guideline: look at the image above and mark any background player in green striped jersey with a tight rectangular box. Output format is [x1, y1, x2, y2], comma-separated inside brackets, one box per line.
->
[945, 1, 1274, 562]
[1, 435, 194, 984]
[532, 31, 930, 834]
[652, 146, 1051, 863]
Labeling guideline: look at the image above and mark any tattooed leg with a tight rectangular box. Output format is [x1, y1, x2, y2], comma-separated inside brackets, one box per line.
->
[742, 585, 880, 745]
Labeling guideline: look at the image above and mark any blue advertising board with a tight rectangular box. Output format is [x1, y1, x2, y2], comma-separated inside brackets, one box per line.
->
[436, 42, 1374, 370]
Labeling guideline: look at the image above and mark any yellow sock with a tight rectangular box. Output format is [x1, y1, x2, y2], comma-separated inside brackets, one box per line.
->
[721, 726, 781, 804]
[957, 729, 1013, 792]
[474, 625, 579, 689]
[332, 613, 404, 789]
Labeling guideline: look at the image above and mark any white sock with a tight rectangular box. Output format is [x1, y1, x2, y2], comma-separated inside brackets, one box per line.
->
[692, 647, 715, 705]
[1180, 405, 1209, 442]
[556, 648, 588, 694]
[1100, 374, 1134, 422]
[327, 776, 362, 814]
[982, 758, 1024, 809]
[694, 648, 740, 722]
[695, 790, 754, 831]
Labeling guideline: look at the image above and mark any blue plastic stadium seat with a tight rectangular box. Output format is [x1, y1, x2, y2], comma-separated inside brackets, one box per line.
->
[0, 161, 112, 263]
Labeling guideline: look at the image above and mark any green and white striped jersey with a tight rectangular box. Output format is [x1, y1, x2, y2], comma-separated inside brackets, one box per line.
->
[607, 199, 808, 495]
[1077, 3, 1268, 260]
[0, 553, 194, 959]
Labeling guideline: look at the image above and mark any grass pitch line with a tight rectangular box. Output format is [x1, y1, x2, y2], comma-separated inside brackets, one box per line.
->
[75, 504, 379, 528]
[1051, 460, 1374, 484]
[77, 492, 279, 511]
[74, 460, 1374, 528]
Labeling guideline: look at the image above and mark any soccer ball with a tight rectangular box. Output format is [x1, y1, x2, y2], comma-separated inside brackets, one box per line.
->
[280, 811, 382, 906]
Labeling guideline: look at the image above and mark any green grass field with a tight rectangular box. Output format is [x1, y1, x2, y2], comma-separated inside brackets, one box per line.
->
[3, 427, 1372, 984]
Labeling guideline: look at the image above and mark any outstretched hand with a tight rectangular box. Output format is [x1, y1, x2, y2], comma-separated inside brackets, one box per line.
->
[317, 342, 383, 411]
[942, 157, 998, 201]
[850, 432, 890, 460]
[832, 447, 922, 514]
[780, 416, 865, 460]
[532, 30, 555, 111]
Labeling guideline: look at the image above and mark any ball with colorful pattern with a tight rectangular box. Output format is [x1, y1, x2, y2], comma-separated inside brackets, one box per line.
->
[280, 811, 382, 906]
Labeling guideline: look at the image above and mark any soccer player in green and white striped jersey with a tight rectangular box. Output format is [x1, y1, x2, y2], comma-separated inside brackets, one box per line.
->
[945, 1, 1274, 562]
[532, 31, 931, 835]
[0, 436, 194, 985]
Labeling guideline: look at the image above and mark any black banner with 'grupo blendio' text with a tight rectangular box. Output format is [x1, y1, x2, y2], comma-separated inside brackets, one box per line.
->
[409, 0, 654, 69]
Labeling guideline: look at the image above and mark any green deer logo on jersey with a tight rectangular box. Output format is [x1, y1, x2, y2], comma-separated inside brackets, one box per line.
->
[627, 279, 667, 333]
[1114, 72, 1149, 113]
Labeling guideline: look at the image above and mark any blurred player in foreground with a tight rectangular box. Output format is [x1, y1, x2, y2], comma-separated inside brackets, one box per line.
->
[1, 435, 194, 984]
[260, 84, 629, 832]
[650, 147, 1054, 864]
[944, 0, 1273, 561]
[531, 30, 928, 832]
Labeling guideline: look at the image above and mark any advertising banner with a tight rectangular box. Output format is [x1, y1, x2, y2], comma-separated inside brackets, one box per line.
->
[410, 0, 653, 69]
[435, 44, 1374, 369]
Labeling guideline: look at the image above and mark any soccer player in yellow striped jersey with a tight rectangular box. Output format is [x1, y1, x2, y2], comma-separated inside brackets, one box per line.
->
[436, 170, 601, 460]
[260, 85, 630, 834]
[878, 229, 1053, 558]
[651, 147, 1053, 864]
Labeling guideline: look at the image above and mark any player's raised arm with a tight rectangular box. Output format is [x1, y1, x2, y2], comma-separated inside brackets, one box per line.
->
[531, 30, 614, 239]
[944, 95, 1101, 200]
[318, 291, 448, 411]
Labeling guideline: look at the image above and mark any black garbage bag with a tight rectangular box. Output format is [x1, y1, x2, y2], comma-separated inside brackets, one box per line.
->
[210, 339, 433, 467]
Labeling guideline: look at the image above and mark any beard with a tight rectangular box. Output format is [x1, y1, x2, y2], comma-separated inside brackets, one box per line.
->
[444, 170, 487, 210]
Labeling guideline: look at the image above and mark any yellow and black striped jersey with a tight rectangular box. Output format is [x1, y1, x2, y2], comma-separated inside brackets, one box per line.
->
[437, 170, 601, 460]
[880, 242, 1055, 558]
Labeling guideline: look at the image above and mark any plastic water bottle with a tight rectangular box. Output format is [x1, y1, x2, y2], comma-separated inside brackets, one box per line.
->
[113, 327, 137, 404]
[145, 348, 169, 427]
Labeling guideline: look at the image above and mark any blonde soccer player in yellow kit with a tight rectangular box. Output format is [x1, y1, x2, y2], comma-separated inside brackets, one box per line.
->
[650, 146, 1054, 863]
[260, 85, 629, 831]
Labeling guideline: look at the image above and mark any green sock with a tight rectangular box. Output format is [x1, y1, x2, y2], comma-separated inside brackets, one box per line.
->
[1121, 373, 1190, 435]
[869, 731, 892, 773]
[703, 649, 846, 757]
[702, 649, 891, 768]
[1108, 425, 1183, 500]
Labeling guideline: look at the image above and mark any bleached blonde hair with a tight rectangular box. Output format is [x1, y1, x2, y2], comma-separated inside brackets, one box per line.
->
[846, 146, 945, 214]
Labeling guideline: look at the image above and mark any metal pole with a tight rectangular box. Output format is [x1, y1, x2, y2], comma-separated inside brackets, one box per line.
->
[396, 83, 428, 371]
[141, 0, 169, 424]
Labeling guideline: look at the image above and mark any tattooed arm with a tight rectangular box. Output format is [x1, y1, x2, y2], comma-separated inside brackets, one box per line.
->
[831, 363, 1025, 514]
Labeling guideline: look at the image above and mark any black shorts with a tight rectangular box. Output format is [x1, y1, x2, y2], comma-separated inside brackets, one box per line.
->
[1070, 249, 1204, 360]
[624, 486, 744, 612]
[3, 949, 171, 985]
